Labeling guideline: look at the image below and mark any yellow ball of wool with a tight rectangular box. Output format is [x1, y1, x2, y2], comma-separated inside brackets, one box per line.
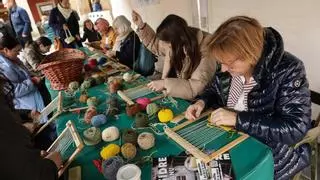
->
[100, 144, 120, 160]
[137, 132, 155, 150]
[102, 126, 120, 142]
[158, 108, 174, 123]
[121, 143, 137, 159]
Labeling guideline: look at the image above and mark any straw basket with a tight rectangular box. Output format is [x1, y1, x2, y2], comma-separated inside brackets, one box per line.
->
[38, 49, 86, 90]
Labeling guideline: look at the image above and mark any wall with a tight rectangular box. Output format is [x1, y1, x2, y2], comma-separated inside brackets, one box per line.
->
[207, 0, 320, 118]
[26, 0, 52, 23]
[110, 0, 193, 30]
[16, 0, 39, 35]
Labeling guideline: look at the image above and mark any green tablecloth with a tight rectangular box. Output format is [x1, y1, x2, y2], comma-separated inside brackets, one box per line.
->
[46, 79, 274, 180]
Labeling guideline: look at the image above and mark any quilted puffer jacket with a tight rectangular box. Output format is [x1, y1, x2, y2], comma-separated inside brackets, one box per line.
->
[198, 27, 311, 179]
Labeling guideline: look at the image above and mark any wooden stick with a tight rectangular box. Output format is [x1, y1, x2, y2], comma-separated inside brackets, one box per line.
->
[35, 112, 61, 135]
[117, 90, 135, 105]
[150, 94, 165, 102]
[164, 127, 211, 163]
[171, 111, 186, 124]
[172, 110, 212, 132]
[65, 106, 89, 112]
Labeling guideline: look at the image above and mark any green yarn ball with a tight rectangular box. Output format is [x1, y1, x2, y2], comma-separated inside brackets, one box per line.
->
[146, 103, 159, 116]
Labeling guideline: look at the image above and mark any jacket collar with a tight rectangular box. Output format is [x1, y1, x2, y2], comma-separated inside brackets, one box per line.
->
[252, 27, 285, 83]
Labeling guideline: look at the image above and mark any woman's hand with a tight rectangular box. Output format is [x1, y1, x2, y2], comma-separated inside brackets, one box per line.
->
[185, 100, 205, 120]
[106, 50, 116, 57]
[22, 122, 38, 133]
[31, 76, 41, 84]
[45, 151, 63, 169]
[132, 10, 144, 28]
[63, 24, 69, 31]
[75, 34, 81, 41]
[30, 110, 41, 122]
[208, 108, 237, 127]
[147, 80, 165, 92]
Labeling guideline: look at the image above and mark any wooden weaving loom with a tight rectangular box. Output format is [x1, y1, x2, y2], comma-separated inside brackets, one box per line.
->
[36, 92, 63, 135]
[47, 120, 84, 177]
[164, 110, 249, 163]
[117, 84, 165, 105]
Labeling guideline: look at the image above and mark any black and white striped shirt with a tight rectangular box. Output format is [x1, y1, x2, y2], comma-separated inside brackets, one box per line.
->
[227, 76, 257, 111]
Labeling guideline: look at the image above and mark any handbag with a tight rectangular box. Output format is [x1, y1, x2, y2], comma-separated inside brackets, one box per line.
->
[134, 44, 156, 76]
[64, 29, 75, 44]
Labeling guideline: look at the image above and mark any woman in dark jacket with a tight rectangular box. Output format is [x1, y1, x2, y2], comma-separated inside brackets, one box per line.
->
[49, 0, 82, 48]
[0, 72, 62, 180]
[185, 16, 311, 180]
[105, 15, 140, 69]
[81, 19, 101, 43]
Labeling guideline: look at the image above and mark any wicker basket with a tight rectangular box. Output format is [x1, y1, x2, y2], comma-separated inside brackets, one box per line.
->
[38, 49, 86, 90]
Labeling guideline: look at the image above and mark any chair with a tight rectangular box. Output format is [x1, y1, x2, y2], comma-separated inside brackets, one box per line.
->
[293, 90, 320, 180]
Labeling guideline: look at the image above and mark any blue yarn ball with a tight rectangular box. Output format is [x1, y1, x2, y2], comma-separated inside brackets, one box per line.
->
[98, 57, 107, 66]
[91, 114, 107, 127]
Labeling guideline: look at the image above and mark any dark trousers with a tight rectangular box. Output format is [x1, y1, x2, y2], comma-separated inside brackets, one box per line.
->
[17, 33, 33, 48]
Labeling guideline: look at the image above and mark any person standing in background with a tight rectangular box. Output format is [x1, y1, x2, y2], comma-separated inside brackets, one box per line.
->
[49, 0, 82, 48]
[95, 18, 117, 51]
[3, 0, 33, 48]
[92, 0, 103, 12]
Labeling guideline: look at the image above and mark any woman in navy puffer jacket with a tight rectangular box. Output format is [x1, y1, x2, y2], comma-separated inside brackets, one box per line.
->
[185, 16, 311, 179]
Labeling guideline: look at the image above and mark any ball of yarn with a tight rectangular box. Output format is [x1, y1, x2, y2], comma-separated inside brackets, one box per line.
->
[84, 64, 91, 72]
[123, 72, 133, 82]
[109, 81, 121, 94]
[137, 132, 155, 150]
[79, 93, 88, 103]
[84, 107, 97, 124]
[83, 127, 102, 146]
[146, 103, 159, 116]
[91, 114, 107, 127]
[116, 164, 141, 180]
[98, 57, 107, 66]
[68, 81, 79, 93]
[86, 77, 96, 87]
[158, 108, 174, 123]
[102, 156, 124, 180]
[136, 97, 151, 110]
[135, 112, 148, 128]
[81, 80, 91, 91]
[106, 97, 120, 116]
[126, 104, 141, 117]
[100, 144, 120, 160]
[88, 58, 98, 69]
[122, 129, 138, 145]
[102, 126, 120, 142]
[121, 143, 137, 159]
[93, 76, 104, 85]
[87, 97, 98, 107]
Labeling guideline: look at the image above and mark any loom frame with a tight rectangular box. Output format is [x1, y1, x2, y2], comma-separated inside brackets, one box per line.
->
[117, 84, 165, 105]
[164, 110, 249, 164]
[47, 120, 84, 177]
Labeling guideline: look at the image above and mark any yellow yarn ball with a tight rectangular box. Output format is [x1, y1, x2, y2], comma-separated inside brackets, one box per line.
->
[137, 132, 155, 150]
[158, 108, 174, 123]
[100, 144, 120, 160]
[121, 143, 137, 159]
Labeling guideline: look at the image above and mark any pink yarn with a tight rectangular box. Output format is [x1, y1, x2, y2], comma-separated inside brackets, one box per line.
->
[135, 98, 151, 110]
[84, 107, 98, 124]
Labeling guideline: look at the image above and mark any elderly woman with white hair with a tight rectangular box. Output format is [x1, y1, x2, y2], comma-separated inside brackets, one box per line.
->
[105, 15, 141, 69]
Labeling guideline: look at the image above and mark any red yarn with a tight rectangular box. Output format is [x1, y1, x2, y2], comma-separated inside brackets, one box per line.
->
[84, 107, 97, 124]
[126, 104, 141, 117]
[88, 59, 98, 69]
[92, 159, 102, 173]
